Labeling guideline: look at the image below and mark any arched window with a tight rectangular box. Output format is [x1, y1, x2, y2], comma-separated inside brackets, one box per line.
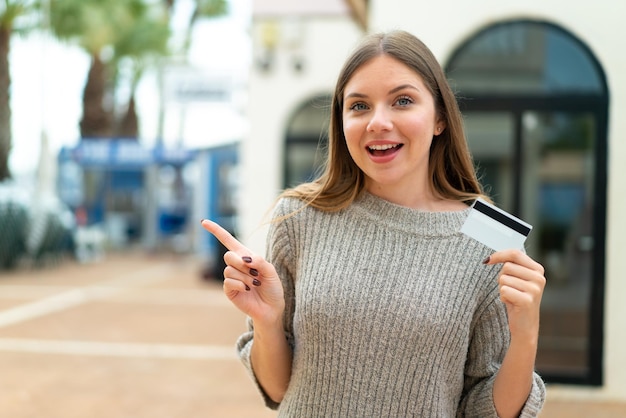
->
[446, 20, 608, 385]
[283, 94, 331, 188]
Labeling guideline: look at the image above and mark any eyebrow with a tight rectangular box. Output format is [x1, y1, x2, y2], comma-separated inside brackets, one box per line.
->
[389, 84, 420, 95]
[344, 84, 421, 100]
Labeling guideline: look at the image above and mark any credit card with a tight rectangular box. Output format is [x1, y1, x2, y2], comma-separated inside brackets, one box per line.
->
[460, 198, 532, 251]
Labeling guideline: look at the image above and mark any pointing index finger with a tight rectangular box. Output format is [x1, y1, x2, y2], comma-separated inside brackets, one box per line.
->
[200, 219, 246, 253]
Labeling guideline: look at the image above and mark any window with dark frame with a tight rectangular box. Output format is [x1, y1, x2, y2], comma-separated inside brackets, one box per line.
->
[445, 19, 608, 385]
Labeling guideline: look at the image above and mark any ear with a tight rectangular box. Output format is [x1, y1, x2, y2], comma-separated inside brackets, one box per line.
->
[434, 120, 446, 136]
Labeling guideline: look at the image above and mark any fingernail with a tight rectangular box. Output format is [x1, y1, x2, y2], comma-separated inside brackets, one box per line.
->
[200, 219, 206, 224]
[252, 278, 261, 286]
[482, 256, 491, 264]
[242, 256, 252, 263]
[249, 268, 259, 277]
[245, 284, 251, 291]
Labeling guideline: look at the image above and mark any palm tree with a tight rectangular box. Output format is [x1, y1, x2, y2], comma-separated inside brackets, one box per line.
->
[0, 0, 40, 181]
[112, 6, 170, 138]
[47, 0, 227, 141]
[48, 0, 160, 139]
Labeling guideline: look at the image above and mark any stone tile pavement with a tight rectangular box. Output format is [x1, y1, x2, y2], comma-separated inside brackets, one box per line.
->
[0, 251, 623, 417]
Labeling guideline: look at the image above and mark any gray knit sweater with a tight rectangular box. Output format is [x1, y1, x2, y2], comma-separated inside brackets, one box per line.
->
[236, 192, 545, 417]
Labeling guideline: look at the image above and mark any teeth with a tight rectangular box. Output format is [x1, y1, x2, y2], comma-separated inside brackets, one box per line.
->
[368, 144, 399, 151]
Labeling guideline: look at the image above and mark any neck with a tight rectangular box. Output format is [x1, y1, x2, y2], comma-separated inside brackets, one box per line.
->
[365, 182, 434, 210]
[364, 183, 467, 212]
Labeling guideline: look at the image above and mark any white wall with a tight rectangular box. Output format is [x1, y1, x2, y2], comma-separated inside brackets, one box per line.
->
[372, 0, 626, 402]
[240, 18, 363, 254]
[242, 0, 626, 401]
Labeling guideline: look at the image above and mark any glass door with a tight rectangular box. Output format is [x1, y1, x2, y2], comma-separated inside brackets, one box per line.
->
[447, 19, 608, 385]
[465, 109, 601, 382]
[521, 111, 596, 378]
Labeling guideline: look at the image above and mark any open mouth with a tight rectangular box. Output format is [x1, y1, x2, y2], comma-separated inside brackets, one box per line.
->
[367, 143, 403, 157]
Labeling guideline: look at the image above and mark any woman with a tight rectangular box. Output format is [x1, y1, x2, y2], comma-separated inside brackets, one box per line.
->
[202, 30, 546, 417]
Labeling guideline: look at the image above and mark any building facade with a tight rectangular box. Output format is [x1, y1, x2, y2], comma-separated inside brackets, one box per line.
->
[241, 0, 626, 402]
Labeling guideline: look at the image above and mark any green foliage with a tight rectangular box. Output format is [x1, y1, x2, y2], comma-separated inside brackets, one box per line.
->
[0, 185, 76, 270]
[29, 210, 74, 266]
[0, 0, 32, 29]
[47, 0, 174, 138]
[195, 0, 228, 18]
[49, 0, 152, 54]
[115, 13, 170, 60]
[0, 198, 28, 269]
[112, 2, 170, 93]
[48, 0, 173, 84]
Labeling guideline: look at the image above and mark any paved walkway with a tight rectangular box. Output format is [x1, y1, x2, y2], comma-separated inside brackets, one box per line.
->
[0, 252, 275, 418]
[0, 252, 624, 417]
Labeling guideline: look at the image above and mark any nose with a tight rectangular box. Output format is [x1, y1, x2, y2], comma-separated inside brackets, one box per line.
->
[366, 106, 393, 132]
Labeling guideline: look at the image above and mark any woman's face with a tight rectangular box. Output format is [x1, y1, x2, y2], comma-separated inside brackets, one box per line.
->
[342, 54, 444, 199]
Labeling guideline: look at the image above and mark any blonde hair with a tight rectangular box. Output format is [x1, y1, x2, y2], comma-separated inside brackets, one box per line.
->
[280, 30, 486, 212]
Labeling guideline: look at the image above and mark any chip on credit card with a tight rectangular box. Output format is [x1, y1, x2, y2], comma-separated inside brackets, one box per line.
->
[460, 198, 532, 252]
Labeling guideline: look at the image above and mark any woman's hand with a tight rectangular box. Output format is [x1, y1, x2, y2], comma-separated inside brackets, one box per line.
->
[484, 249, 546, 343]
[202, 220, 293, 401]
[487, 250, 546, 417]
[201, 220, 285, 326]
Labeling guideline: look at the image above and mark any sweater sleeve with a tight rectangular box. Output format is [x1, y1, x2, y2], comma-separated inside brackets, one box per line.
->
[235, 198, 298, 410]
[458, 281, 546, 417]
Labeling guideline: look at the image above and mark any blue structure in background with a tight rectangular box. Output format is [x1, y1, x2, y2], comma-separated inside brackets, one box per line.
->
[57, 139, 196, 246]
[57, 139, 240, 264]
[198, 143, 239, 278]
[59, 139, 194, 169]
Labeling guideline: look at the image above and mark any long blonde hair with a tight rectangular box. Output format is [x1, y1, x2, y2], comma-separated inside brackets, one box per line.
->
[280, 30, 486, 212]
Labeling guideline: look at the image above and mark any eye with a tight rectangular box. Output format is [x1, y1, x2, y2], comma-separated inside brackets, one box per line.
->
[348, 102, 369, 111]
[395, 95, 414, 107]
